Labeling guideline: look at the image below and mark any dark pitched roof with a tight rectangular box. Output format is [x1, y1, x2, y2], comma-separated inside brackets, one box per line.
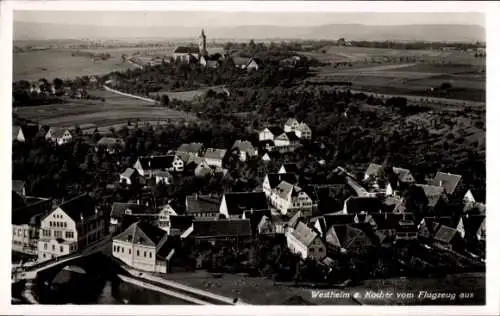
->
[415, 184, 446, 208]
[315, 214, 356, 234]
[243, 209, 272, 234]
[20, 125, 40, 141]
[177, 142, 204, 154]
[431, 172, 462, 195]
[12, 197, 53, 225]
[191, 219, 252, 238]
[185, 195, 220, 215]
[203, 148, 227, 160]
[326, 224, 373, 250]
[173, 46, 200, 54]
[231, 56, 250, 66]
[280, 163, 299, 174]
[291, 221, 319, 247]
[222, 192, 268, 216]
[286, 132, 300, 142]
[114, 221, 168, 248]
[12, 180, 26, 197]
[232, 140, 256, 155]
[268, 126, 284, 136]
[461, 214, 486, 238]
[12, 191, 26, 210]
[433, 225, 459, 244]
[365, 163, 415, 183]
[110, 202, 151, 220]
[170, 215, 194, 232]
[266, 173, 298, 190]
[370, 213, 415, 231]
[137, 155, 176, 170]
[344, 196, 382, 214]
[55, 194, 96, 223]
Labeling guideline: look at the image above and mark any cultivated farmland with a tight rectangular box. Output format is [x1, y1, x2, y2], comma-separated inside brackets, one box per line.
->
[13, 49, 136, 81]
[14, 89, 198, 132]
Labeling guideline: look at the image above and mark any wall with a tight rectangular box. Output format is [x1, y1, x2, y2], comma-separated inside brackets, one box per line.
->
[103, 85, 157, 104]
[113, 240, 157, 272]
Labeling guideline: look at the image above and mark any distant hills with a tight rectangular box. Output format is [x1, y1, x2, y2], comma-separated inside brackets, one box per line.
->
[14, 21, 485, 43]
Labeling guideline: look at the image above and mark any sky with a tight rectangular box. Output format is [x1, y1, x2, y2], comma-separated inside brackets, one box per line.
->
[14, 11, 486, 27]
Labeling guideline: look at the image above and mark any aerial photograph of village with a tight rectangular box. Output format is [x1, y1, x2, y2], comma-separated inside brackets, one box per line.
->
[11, 8, 487, 307]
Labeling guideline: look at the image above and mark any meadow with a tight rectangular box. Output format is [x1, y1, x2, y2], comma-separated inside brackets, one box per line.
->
[13, 49, 135, 82]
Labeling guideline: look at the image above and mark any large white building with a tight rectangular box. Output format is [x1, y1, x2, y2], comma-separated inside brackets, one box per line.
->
[112, 221, 174, 273]
[37, 194, 106, 262]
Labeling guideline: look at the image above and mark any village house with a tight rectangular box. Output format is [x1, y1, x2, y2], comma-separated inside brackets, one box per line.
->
[168, 215, 194, 236]
[278, 163, 300, 175]
[112, 221, 174, 273]
[431, 172, 463, 196]
[185, 194, 220, 220]
[261, 153, 271, 162]
[152, 170, 173, 185]
[45, 127, 73, 146]
[134, 155, 184, 176]
[37, 194, 106, 262]
[311, 214, 356, 238]
[286, 221, 326, 261]
[414, 184, 448, 212]
[242, 209, 272, 236]
[176, 142, 205, 159]
[256, 215, 276, 235]
[295, 123, 312, 140]
[110, 202, 152, 233]
[432, 224, 464, 250]
[119, 168, 139, 185]
[368, 213, 418, 243]
[363, 163, 415, 195]
[325, 223, 375, 256]
[269, 181, 314, 216]
[246, 58, 262, 71]
[156, 204, 178, 232]
[199, 55, 221, 69]
[417, 216, 455, 240]
[12, 180, 26, 197]
[341, 196, 383, 215]
[95, 137, 126, 154]
[284, 118, 301, 133]
[231, 140, 258, 162]
[172, 46, 200, 63]
[262, 172, 299, 196]
[12, 195, 53, 256]
[273, 132, 301, 153]
[202, 148, 227, 168]
[258, 127, 284, 142]
[219, 192, 269, 219]
[458, 213, 486, 242]
[13, 125, 39, 143]
[181, 219, 253, 245]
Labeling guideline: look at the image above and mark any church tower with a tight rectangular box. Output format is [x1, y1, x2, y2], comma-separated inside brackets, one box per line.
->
[199, 29, 207, 56]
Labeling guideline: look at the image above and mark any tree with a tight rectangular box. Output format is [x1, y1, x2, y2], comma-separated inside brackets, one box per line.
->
[161, 95, 170, 107]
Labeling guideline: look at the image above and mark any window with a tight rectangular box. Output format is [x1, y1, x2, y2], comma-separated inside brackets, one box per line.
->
[137, 250, 140, 256]
[65, 231, 74, 239]
[52, 245, 55, 251]
[54, 231, 62, 238]
[149, 252, 152, 258]
[113, 245, 116, 252]
[60, 246, 64, 253]
[49, 222, 52, 227]
[44, 243, 47, 250]
[129, 249, 131, 255]
[13, 229, 16, 236]
[121, 247, 124, 253]
[144, 251, 147, 257]
[43, 253, 46, 258]
[318, 248, 323, 253]
[310, 248, 314, 253]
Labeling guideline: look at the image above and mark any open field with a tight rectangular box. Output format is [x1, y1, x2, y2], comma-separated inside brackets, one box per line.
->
[300, 45, 485, 66]
[14, 89, 197, 131]
[13, 49, 136, 81]
[149, 85, 227, 102]
[309, 62, 485, 102]
[80, 46, 223, 57]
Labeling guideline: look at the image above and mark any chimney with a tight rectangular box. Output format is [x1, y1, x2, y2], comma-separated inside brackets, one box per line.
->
[439, 180, 443, 187]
